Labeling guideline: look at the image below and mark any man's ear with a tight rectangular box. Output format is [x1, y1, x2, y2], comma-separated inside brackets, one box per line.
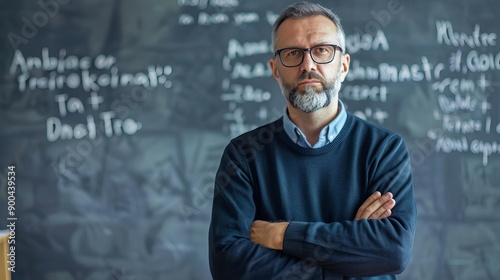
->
[339, 53, 350, 82]
[269, 58, 281, 85]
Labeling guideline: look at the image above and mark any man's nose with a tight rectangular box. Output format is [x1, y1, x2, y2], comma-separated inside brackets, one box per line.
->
[299, 51, 317, 72]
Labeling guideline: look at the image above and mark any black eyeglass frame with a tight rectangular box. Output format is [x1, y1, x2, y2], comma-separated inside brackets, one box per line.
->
[273, 44, 344, 67]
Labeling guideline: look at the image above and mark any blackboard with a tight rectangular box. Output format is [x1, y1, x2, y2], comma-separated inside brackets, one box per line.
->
[1, 0, 499, 279]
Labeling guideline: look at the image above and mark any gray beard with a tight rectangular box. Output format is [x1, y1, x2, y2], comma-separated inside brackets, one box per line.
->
[281, 71, 342, 113]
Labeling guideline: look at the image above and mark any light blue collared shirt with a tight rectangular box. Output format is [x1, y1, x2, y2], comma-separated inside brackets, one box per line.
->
[283, 100, 347, 148]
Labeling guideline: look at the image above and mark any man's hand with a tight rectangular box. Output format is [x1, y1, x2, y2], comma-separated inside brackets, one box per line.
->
[249, 220, 289, 250]
[249, 192, 394, 250]
[355, 191, 395, 220]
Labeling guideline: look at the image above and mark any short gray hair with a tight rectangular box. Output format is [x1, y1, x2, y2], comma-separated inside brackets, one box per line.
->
[271, 1, 346, 52]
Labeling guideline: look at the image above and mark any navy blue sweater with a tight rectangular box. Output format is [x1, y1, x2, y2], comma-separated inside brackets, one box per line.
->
[209, 113, 417, 279]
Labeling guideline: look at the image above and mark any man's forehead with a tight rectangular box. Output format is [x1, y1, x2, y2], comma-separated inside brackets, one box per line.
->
[275, 15, 339, 45]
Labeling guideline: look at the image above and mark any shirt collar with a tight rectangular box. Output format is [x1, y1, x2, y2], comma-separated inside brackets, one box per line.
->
[283, 100, 347, 148]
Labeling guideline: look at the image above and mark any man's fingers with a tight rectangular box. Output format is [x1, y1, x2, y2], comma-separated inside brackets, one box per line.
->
[369, 198, 395, 219]
[355, 192, 394, 220]
[356, 191, 381, 215]
[356, 191, 384, 219]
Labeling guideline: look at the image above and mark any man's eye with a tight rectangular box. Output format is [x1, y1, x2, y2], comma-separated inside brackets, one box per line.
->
[315, 47, 329, 53]
[287, 50, 300, 57]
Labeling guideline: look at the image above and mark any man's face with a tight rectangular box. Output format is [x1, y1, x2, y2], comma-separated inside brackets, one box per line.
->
[279, 63, 342, 113]
[270, 15, 350, 113]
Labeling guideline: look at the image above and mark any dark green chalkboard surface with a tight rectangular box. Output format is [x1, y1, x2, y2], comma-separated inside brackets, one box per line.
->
[1, 0, 499, 279]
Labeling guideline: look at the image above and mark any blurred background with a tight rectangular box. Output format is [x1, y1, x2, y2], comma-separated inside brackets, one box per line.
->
[0, 0, 499, 279]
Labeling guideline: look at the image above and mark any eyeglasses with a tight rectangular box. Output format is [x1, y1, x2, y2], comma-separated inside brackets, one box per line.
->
[274, 44, 343, 67]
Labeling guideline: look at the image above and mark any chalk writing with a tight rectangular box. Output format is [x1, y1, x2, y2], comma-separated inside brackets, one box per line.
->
[347, 56, 444, 83]
[436, 20, 497, 48]
[470, 140, 500, 161]
[226, 39, 271, 61]
[428, 125, 500, 166]
[442, 115, 482, 134]
[432, 77, 475, 94]
[8, 48, 163, 142]
[345, 30, 390, 54]
[233, 12, 259, 26]
[417, 21, 500, 166]
[198, 12, 230, 25]
[209, 0, 239, 8]
[177, 0, 239, 9]
[230, 61, 272, 79]
[221, 84, 271, 103]
[353, 107, 389, 124]
[177, 0, 261, 27]
[220, 37, 276, 134]
[341, 84, 388, 102]
[177, 0, 210, 9]
[437, 92, 491, 114]
[9, 48, 173, 92]
[466, 50, 500, 72]
[433, 135, 469, 153]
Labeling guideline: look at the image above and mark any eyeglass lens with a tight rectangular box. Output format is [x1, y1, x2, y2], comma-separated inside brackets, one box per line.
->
[279, 45, 337, 67]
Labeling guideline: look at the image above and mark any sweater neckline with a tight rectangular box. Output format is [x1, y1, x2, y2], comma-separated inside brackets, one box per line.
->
[277, 113, 353, 155]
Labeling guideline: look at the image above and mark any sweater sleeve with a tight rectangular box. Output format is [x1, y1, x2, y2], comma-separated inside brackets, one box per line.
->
[208, 142, 325, 279]
[282, 134, 417, 277]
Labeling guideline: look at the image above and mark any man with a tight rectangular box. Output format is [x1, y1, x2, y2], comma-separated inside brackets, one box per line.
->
[209, 2, 416, 279]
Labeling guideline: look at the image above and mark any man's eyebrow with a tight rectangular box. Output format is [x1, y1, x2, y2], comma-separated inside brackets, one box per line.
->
[278, 41, 339, 48]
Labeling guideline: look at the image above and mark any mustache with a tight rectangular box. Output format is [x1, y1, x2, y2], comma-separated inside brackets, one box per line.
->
[294, 72, 326, 87]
